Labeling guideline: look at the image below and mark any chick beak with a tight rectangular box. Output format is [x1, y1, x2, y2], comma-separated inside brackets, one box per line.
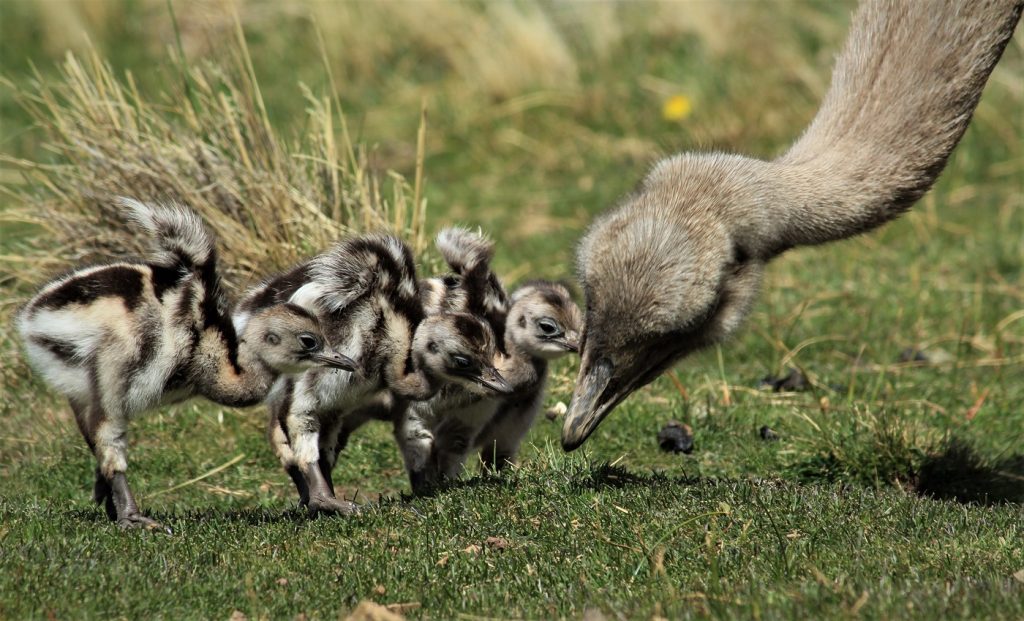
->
[478, 365, 514, 395]
[562, 331, 581, 353]
[314, 349, 359, 374]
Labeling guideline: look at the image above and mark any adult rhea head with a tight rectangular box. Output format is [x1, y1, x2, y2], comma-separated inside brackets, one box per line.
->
[563, 156, 766, 450]
[562, 0, 1023, 450]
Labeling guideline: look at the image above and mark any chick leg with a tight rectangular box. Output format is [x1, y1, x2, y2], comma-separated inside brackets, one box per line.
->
[303, 462, 358, 516]
[267, 405, 313, 506]
[431, 416, 477, 482]
[318, 455, 336, 496]
[477, 404, 539, 472]
[107, 472, 171, 534]
[92, 467, 116, 520]
[317, 411, 350, 497]
[284, 413, 357, 516]
[393, 405, 436, 495]
[73, 400, 113, 514]
[285, 465, 310, 506]
[83, 403, 170, 533]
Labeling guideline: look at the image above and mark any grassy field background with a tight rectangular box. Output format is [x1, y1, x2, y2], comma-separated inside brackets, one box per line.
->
[1, 1, 1022, 619]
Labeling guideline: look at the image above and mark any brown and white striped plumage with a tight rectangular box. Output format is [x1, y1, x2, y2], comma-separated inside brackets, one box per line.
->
[17, 198, 353, 532]
[243, 234, 510, 514]
[564, 0, 1024, 450]
[474, 282, 582, 469]
[376, 228, 582, 490]
[416, 281, 582, 485]
[426, 227, 510, 349]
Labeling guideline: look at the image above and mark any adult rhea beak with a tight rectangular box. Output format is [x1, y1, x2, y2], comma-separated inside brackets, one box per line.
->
[561, 355, 618, 451]
[563, 338, 694, 451]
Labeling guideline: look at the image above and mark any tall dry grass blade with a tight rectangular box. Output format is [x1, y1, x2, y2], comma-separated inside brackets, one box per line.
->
[413, 100, 428, 253]
[0, 40, 428, 294]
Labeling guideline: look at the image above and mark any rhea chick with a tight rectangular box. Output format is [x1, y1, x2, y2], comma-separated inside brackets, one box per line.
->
[564, 0, 1023, 450]
[403, 229, 583, 487]
[16, 199, 355, 532]
[468, 281, 582, 472]
[238, 234, 511, 514]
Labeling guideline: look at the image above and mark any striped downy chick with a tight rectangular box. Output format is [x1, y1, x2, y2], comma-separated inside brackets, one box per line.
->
[390, 228, 581, 490]
[243, 234, 510, 515]
[16, 198, 354, 533]
[330, 226, 511, 492]
[389, 310, 512, 492]
[473, 281, 582, 470]
[416, 281, 581, 486]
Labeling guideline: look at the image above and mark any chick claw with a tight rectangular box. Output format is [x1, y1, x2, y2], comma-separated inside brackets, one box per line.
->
[117, 513, 173, 535]
[307, 496, 360, 516]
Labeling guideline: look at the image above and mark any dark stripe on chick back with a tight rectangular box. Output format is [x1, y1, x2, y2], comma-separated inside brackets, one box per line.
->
[150, 264, 186, 301]
[349, 237, 423, 326]
[245, 264, 314, 312]
[36, 265, 145, 311]
[30, 335, 78, 363]
[194, 247, 241, 372]
[453, 313, 487, 345]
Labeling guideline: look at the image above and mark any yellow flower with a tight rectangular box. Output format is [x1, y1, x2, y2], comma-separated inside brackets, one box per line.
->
[662, 94, 693, 121]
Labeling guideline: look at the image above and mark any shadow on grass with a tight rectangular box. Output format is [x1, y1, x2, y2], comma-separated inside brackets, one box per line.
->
[397, 461, 701, 499]
[570, 461, 703, 492]
[65, 506, 314, 527]
[915, 440, 1024, 505]
[399, 470, 523, 500]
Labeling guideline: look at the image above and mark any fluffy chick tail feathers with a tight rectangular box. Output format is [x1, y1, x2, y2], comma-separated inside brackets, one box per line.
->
[434, 226, 510, 349]
[435, 227, 495, 278]
[302, 234, 420, 316]
[119, 197, 216, 272]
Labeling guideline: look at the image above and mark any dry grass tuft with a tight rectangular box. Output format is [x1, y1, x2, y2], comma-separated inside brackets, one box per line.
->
[0, 30, 427, 293]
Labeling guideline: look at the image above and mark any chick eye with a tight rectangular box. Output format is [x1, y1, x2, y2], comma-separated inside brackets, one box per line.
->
[297, 333, 321, 351]
[452, 354, 471, 369]
[265, 332, 280, 346]
[537, 318, 561, 336]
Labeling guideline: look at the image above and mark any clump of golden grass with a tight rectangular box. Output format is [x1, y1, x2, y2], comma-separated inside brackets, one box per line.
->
[0, 23, 427, 292]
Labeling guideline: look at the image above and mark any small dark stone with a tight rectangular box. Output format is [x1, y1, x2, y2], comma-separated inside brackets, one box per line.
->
[759, 426, 779, 441]
[774, 368, 808, 392]
[898, 346, 954, 365]
[759, 368, 810, 393]
[658, 421, 694, 454]
[898, 347, 930, 363]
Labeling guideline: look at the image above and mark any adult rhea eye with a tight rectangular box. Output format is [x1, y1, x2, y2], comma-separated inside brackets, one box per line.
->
[452, 355, 471, 369]
[297, 333, 320, 351]
[537, 318, 561, 336]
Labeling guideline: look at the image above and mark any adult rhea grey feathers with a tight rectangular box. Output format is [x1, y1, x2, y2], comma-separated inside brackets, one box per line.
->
[564, 0, 1023, 450]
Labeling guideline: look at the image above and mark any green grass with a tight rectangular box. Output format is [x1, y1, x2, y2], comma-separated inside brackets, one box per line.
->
[1, 1, 1022, 619]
